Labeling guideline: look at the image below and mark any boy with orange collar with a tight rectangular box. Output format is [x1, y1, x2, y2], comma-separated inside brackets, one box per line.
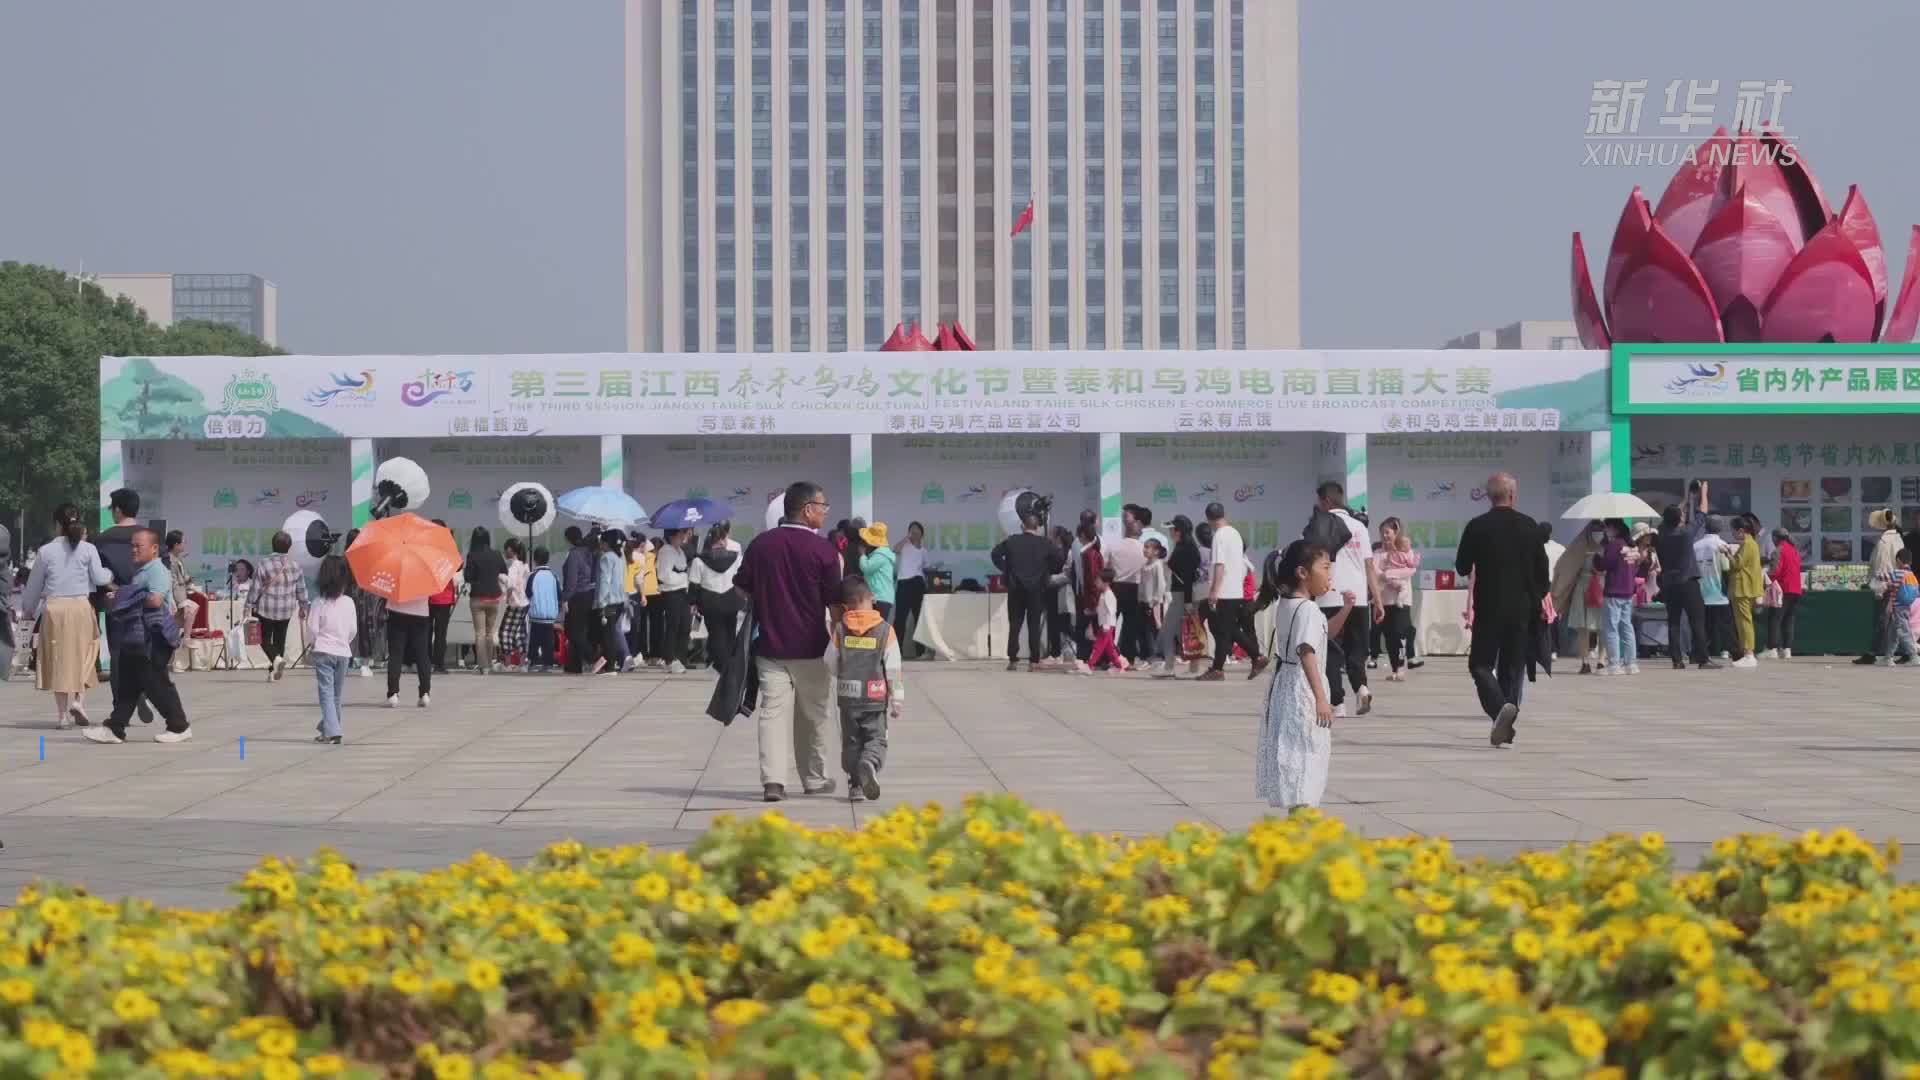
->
[827, 575, 904, 801]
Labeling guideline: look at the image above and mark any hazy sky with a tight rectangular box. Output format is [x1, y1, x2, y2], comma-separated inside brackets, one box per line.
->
[4, 2, 1917, 353]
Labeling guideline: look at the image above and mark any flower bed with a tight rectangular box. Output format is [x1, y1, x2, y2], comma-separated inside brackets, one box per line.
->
[0, 796, 1911, 1078]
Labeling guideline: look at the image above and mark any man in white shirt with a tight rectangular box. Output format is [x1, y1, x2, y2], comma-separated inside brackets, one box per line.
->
[1105, 505, 1149, 662]
[1197, 502, 1266, 681]
[1312, 482, 1384, 716]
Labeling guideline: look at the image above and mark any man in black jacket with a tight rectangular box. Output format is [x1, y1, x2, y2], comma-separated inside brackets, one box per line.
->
[1655, 481, 1719, 670]
[1455, 472, 1549, 748]
[992, 514, 1063, 671]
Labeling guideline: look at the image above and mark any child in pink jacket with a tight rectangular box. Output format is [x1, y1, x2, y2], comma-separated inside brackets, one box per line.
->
[1377, 519, 1422, 681]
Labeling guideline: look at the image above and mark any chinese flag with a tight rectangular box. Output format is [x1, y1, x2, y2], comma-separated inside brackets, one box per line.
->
[1010, 198, 1035, 237]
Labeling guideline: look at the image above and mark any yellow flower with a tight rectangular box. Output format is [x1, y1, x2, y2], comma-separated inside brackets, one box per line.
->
[112, 986, 160, 1023]
[1849, 983, 1893, 1015]
[806, 982, 837, 1008]
[1320, 973, 1360, 1006]
[262, 1060, 302, 1080]
[609, 932, 655, 967]
[713, 999, 768, 1026]
[466, 958, 502, 992]
[632, 873, 670, 902]
[1322, 858, 1367, 901]
[1566, 1016, 1607, 1060]
[1415, 913, 1447, 937]
[673, 889, 707, 915]
[630, 1024, 669, 1050]
[58, 1034, 96, 1072]
[1638, 831, 1665, 853]
[1483, 1025, 1523, 1069]
[307, 1055, 347, 1076]
[1511, 929, 1543, 961]
[1695, 976, 1725, 1011]
[1287, 1049, 1335, 1080]
[258, 1028, 299, 1058]
[1587, 1069, 1627, 1080]
[1603, 881, 1638, 909]
[1085, 1046, 1130, 1078]
[0, 978, 32, 1006]
[1740, 1040, 1778, 1073]
[434, 1054, 475, 1080]
[1614, 1002, 1652, 1041]
[1091, 985, 1124, 1016]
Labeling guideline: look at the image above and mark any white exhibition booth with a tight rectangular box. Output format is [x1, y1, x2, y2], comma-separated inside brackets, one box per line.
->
[100, 349, 1612, 659]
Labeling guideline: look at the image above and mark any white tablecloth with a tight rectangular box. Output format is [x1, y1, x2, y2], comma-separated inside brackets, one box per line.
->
[1413, 589, 1471, 657]
[913, 593, 1286, 662]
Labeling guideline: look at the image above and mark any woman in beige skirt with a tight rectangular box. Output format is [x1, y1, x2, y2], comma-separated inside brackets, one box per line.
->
[18, 505, 112, 728]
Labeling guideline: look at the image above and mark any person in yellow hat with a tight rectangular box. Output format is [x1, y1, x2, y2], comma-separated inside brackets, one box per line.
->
[858, 522, 897, 620]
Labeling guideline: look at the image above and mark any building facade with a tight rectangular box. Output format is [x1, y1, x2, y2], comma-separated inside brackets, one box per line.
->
[1444, 320, 1581, 351]
[626, 0, 1298, 353]
[91, 272, 279, 345]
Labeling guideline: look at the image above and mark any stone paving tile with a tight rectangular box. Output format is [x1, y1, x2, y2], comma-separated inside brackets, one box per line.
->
[6, 656, 1920, 906]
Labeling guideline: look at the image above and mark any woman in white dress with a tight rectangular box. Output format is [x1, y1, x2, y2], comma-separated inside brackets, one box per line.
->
[1256, 539, 1349, 811]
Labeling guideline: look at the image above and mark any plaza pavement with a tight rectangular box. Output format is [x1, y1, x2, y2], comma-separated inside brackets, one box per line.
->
[3, 655, 1918, 907]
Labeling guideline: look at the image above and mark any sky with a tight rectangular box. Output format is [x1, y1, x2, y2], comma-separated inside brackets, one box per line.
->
[3, 1, 1918, 353]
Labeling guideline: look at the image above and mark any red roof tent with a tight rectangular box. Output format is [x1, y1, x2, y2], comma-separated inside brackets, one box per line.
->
[878, 321, 975, 350]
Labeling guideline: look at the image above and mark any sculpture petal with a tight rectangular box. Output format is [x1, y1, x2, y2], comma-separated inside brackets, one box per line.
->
[1689, 188, 1796, 342]
[878, 323, 907, 351]
[1768, 130, 1833, 241]
[1833, 185, 1889, 317]
[1724, 130, 1814, 251]
[933, 322, 962, 350]
[1570, 232, 1611, 348]
[1652, 127, 1732, 254]
[951, 321, 978, 350]
[1881, 225, 1920, 343]
[901, 321, 935, 351]
[1760, 215, 1881, 343]
[1607, 219, 1725, 343]
[1602, 188, 1654, 312]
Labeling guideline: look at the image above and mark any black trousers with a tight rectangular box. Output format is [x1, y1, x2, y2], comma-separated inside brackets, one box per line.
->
[429, 603, 454, 670]
[626, 598, 647, 658]
[1112, 582, 1146, 660]
[658, 590, 691, 666]
[1382, 605, 1414, 670]
[599, 604, 628, 667]
[894, 576, 927, 658]
[1207, 599, 1262, 671]
[1006, 583, 1046, 661]
[1664, 578, 1709, 665]
[1047, 602, 1073, 658]
[528, 620, 556, 668]
[564, 594, 599, 673]
[385, 612, 431, 697]
[1769, 593, 1799, 652]
[1468, 617, 1529, 723]
[705, 606, 740, 673]
[1320, 604, 1371, 707]
[106, 646, 188, 737]
[1703, 604, 1731, 656]
[257, 617, 291, 664]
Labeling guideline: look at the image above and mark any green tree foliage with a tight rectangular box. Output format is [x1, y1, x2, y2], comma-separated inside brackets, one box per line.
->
[0, 262, 283, 547]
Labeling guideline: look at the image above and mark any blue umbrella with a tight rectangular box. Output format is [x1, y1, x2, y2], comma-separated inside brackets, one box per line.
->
[557, 486, 647, 527]
[651, 498, 732, 531]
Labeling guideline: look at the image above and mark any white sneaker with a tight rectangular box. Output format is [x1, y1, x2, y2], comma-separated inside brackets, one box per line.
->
[386, 694, 399, 708]
[1160, 659, 1176, 675]
[667, 661, 686, 675]
[82, 726, 124, 744]
[1734, 655, 1760, 669]
[55, 714, 73, 731]
[358, 664, 373, 678]
[1333, 703, 1348, 718]
[272, 656, 287, 682]
[1781, 648, 1792, 659]
[1356, 686, 1373, 715]
[1627, 664, 1641, 675]
[155, 728, 192, 744]
[418, 694, 431, 707]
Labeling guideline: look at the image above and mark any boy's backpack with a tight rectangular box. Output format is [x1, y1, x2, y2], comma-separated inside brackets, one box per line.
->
[1898, 570, 1918, 608]
[1303, 507, 1353, 557]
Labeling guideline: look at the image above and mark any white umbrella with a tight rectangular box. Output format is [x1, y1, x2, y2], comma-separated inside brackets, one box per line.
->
[1562, 492, 1659, 521]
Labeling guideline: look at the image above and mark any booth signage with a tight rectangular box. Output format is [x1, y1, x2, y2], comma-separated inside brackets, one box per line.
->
[102, 350, 1610, 439]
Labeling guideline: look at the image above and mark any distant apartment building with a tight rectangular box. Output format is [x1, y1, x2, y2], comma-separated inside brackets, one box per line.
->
[91, 272, 279, 346]
[1445, 319, 1581, 351]
[625, 0, 1301, 353]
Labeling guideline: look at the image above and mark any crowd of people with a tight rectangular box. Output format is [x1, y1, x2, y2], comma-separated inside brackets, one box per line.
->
[13, 473, 1918, 826]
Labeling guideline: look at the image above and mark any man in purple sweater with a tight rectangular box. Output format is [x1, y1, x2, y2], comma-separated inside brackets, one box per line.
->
[735, 480, 845, 802]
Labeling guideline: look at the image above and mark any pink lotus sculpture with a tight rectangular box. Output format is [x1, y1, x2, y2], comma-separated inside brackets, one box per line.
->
[1572, 128, 1920, 345]
[878, 321, 975, 351]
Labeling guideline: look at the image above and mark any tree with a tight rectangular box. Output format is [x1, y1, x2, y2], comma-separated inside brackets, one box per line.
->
[0, 263, 283, 549]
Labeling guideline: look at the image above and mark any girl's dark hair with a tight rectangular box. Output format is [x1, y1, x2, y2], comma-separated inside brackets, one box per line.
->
[1274, 539, 1331, 597]
[470, 526, 492, 550]
[164, 529, 185, 550]
[53, 503, 84, 547]
[600, 529, 624, 556]
[315, 554, 351, 600]
[1195, 522, 1215, 547]
[503, 537, 525, 559]
[342, 527, 360, 551]
[1169, 514, 1192, 541]
[1076, 522, 1099, 543]
[705, 521, 731, 551]
[1050, 525, 1073, 548]
[1379, 516, 1404, 535]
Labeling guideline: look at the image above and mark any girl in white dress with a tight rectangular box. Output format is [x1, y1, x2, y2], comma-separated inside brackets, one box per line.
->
[1256, 540, 1350, 811]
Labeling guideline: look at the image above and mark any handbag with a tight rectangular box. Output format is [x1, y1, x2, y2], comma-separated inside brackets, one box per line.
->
[1583, 572, 1603, 609]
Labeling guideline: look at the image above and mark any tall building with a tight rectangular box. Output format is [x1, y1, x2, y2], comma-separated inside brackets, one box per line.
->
[626, 0, 1299, 353]
[1444, 320, 1581, 351]
[90, 272, 279, 346]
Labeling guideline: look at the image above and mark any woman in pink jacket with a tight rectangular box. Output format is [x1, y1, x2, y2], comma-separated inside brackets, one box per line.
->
[1376, 518, 1422, 681]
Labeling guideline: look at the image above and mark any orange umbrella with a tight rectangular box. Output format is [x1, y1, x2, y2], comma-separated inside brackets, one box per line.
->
[345, 513, 461, 603]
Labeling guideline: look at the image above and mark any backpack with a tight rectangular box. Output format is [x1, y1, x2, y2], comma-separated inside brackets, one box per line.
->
[1899, 571, 1919, 608]
[1303, 507, 1353, 556]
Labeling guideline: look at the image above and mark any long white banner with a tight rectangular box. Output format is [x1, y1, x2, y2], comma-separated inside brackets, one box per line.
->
[100, 349, 1610, 440]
